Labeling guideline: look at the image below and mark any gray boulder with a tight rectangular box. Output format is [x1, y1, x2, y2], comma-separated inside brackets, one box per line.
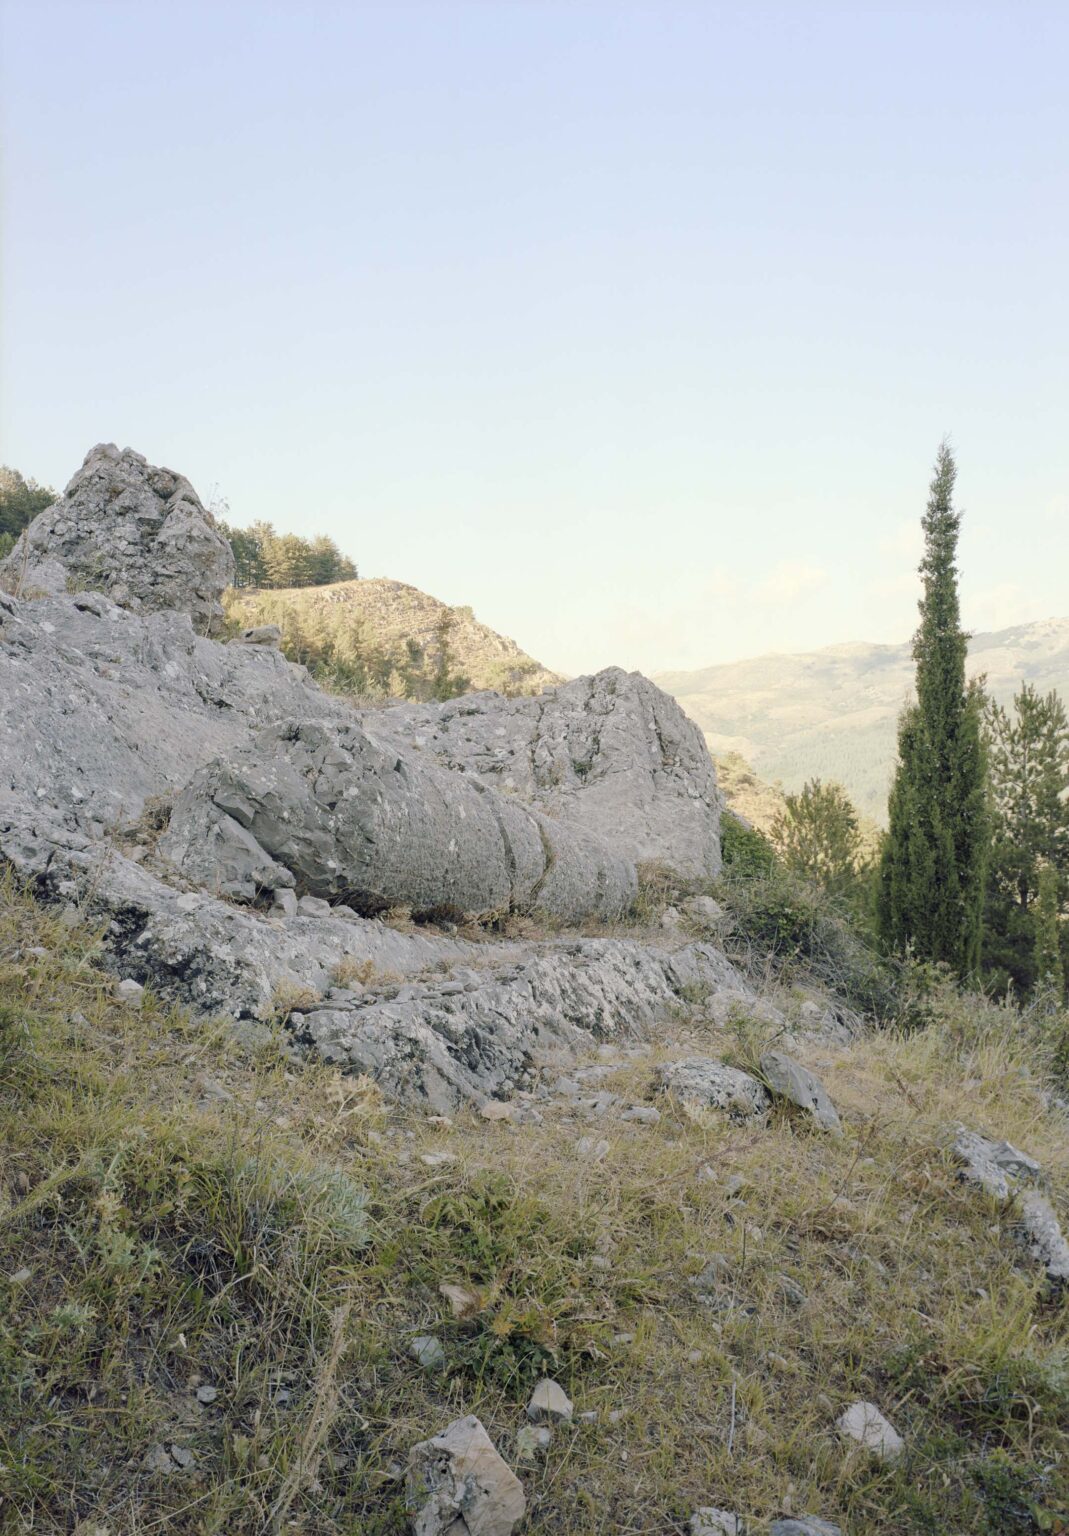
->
[1017, 1191, 1069, 1285]
[0, 444, 234, 633]
[361, 667, 722, 880]
[760, 1050, 842, 1134]
[406, 1414, 525, 1536]
[952, 1127, 1067, 1285]
[655, 1058, 770, 1120]
[159, 718, 637, 923]
[952, 1126, 1041, 1201]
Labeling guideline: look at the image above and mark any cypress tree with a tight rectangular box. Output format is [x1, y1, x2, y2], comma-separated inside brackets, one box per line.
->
[877, 442, 988, 974]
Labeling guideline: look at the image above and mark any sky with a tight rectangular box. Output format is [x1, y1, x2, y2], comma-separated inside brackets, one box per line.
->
[2, 1, 1066, 678]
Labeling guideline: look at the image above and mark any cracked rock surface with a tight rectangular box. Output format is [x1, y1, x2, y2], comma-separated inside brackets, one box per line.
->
[0, 443, 234, 634]
[159, 718, 638, 923]
[360, 668, 722, 879]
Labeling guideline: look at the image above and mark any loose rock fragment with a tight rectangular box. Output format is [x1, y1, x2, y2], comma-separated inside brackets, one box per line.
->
[410, 1335, 447, 1371]
[690, 1510, 745, 1536]
[656, 1058, 770, 1120]
[406, 1414, 525, 1536]
[115, 978, 145, 1008]
[759, 1050, 841, 1134]
[1016, 1191, 1069, 1285]
[836, 1400, 904, 1462]
[527, 1378, 573, 1423]
[952, 1126, 1041, 1201]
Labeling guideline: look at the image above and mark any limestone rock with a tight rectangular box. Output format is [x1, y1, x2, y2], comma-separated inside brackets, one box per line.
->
[235, 624, 282, 646]
[406, 1413, 525, 1536]
[1016, 1191, 1069, 1285]
[760, 1051, 841, 1134]
[160, 718, 637, 925]
[690, 1512, 744, 1536]
[410, 1335, 447, 1371]
[0, 444, 234, 633]
[361, 667, 722, 880]
[526, 1379, 573, 1423]
[836, 1400, 904, 1462]
[656, 1058, 770, 1120]
[952, 1126, 1041, 1201]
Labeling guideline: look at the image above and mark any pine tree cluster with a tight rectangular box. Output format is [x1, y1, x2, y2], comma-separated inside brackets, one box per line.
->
[219, 519, 358, 590]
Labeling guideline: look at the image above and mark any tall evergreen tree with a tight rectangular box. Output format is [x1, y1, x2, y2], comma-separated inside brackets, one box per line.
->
[877, 442, 988, 974]
[981, 683, 1069, 994]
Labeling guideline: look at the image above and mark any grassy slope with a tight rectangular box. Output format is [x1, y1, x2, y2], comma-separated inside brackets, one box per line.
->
[1, 875, 1068, 1534]
[223, 579, 562, 701]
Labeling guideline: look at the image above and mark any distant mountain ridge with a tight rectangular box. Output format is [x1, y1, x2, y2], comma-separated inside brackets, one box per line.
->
[655, 618, 1069, 823]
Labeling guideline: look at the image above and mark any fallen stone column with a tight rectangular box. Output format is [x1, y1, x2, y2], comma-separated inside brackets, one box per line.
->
[160, 717, 637, 924]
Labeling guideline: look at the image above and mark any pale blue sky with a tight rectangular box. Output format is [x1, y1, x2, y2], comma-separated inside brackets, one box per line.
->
[2, 1, 1066, 675]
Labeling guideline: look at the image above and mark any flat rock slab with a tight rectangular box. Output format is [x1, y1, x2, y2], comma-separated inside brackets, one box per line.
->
[760, 1050, 841, 1134]
[836, 1400, 904, 1462]
[406, 1414, 525, 1536]
[656, 1057, 770, 1120]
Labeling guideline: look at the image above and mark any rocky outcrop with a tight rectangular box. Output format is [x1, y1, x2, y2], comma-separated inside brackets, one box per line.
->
[293, 939, 766, 1113]
[0, 446, 737, 1107]
[0, 444, 234, 633]
[159, 718, 638, 923]
[363, 668, 723, 879]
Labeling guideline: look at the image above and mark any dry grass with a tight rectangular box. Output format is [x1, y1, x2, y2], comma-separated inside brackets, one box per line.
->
[1, 872, 1067, 1534]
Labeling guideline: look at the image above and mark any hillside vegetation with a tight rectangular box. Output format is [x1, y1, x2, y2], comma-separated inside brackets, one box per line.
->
[225, 578, 562, 702]
[3, 865, 1069, 1535]
[657, 620, 1069, 823]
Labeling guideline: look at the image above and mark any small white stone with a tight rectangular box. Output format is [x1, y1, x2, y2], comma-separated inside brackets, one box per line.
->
[527, 1378, 573, 1423]
[690, 1510, 745, 1536]
[480, 1100, 513, 1121]
[837, 1400, 904, 1462]
[115, 978, 144, 1007]
[410, 1334, 446, 1371]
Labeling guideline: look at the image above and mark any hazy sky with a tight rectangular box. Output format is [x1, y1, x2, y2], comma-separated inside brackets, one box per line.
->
[2, 1, 1066, 677]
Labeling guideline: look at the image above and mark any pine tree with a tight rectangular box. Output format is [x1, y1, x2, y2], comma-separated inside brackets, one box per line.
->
[0, 466, 57, 540]
[770, 778, 862, 899]
[877, 442, 988, 974]
[1033, 862, 1065, 998]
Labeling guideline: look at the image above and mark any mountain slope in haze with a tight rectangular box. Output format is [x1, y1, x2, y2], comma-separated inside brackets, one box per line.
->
[656, 618, 1069, 823]
[225, 577, 563, 700]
